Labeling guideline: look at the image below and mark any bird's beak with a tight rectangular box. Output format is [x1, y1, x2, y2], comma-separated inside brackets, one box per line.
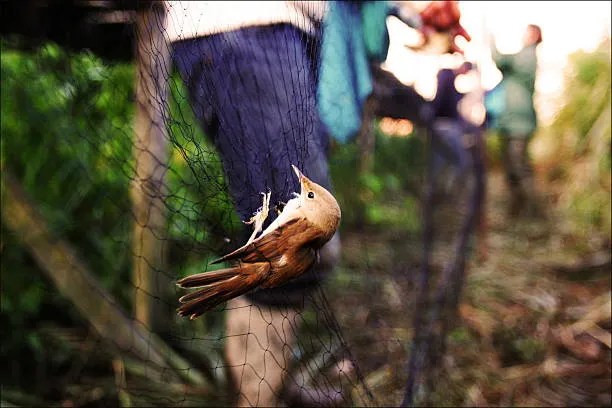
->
[291, 164, 305, 183]
[291, 164, 310, 196]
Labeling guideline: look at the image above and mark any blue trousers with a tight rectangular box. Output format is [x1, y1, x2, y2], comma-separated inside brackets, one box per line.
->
[172, 24, 330, 306]
[431, 118, 471, 176]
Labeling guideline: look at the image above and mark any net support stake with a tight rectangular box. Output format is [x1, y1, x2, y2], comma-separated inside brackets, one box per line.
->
[131, 3, 172, 336]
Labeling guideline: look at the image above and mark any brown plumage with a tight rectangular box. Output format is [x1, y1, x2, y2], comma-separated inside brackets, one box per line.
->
[176, 165, 341, 320]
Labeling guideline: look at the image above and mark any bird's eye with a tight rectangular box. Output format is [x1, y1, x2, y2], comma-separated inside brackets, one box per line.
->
[307, 191, 315, 199]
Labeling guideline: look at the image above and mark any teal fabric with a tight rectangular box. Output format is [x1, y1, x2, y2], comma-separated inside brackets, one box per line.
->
[362, 1, 391, 62]
[484, 82, 506, 130]
[317, 1, 391, 144]
[492, 44, 538, 138]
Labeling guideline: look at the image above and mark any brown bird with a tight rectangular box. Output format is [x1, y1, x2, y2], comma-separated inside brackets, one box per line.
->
[176, 165, 341, 320]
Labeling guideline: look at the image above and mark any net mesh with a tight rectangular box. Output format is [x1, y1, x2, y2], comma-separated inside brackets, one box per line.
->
[0, 1, 488, 407]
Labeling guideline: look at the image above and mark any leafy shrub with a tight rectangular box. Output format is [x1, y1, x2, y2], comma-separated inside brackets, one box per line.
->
[0, 39, 238, 386]
[547, 39, 611, 241]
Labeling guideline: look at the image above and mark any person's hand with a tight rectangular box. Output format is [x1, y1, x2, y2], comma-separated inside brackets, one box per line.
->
[419, 1, 471, 54]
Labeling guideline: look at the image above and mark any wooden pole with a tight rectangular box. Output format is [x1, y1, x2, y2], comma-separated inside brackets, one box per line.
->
[0, 168, 209, 388]
[131, 2, 172, 335]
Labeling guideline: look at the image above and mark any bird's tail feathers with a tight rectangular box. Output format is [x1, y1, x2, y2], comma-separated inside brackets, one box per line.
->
[176, 264, 263, 320]
[176, 268, 240, 288]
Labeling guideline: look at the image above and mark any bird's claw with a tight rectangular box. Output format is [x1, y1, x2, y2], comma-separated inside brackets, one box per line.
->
[243, 191, 271, 245]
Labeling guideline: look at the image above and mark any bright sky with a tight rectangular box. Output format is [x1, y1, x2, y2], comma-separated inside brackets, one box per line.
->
[383, 1, 612, 127]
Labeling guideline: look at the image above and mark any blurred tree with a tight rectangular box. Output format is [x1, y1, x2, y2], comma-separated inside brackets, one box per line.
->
[547, 38, 611, 242]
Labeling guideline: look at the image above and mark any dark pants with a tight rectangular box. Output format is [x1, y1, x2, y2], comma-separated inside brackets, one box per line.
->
[429, 118, 473, 198]
[431, 118, 470, 173]
[500, 134, 539, 216]
[172, 24, 333, 306]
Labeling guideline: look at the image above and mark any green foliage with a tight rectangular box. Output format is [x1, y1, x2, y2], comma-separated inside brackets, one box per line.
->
[483, 129, 504, 169]
[1, 39, 135, 295]
[372, 122, 427, 181]
[1, 41, 138, 383]
[551, 39, 611, 157]
[512, 336, 546, 363]
[494, 327, 546, 366]
[329, 124, 426, 231]
[547, 38, 612, 240]
[166, 74, 241, 257]
[0, 40, 237, 386]
[448, 326, 473, 345]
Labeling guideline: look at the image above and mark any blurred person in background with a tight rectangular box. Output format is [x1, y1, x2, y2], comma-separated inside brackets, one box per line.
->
[491, 24, 544, 218]
[165, 1, 469, 406]
[421, 60, 475, 195]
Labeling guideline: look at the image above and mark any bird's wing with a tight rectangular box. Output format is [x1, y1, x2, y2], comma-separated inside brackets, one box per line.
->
[212, 216, 321, 265]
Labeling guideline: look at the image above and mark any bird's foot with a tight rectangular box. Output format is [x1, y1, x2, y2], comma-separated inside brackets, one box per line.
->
[243, 191, 271, 245]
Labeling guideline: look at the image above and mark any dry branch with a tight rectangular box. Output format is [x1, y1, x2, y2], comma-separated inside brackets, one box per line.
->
[0, 168, 210, 389]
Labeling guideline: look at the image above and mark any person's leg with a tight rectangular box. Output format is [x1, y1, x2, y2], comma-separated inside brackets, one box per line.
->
[516, 136, 543, 217]
[224, 296, 300, 407]
[431, 118, 470, 196]
[431, 119, 470, 171]
[500, 133, 525, 216]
